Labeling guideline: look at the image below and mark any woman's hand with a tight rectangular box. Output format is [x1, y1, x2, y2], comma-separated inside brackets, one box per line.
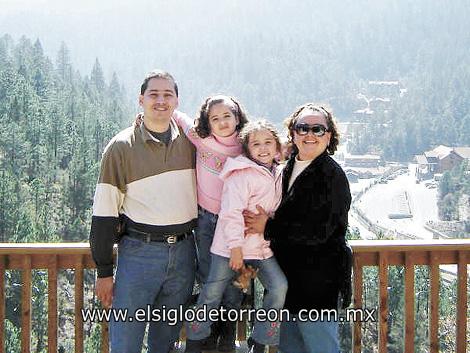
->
[229, 247, 244, 271]
[243, 205, 269, 235]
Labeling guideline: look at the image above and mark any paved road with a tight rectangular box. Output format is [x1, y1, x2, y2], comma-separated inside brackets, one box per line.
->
[355, 164, 438, 240]
[351, 166, 459, 281]
[348, 179, 376, 239]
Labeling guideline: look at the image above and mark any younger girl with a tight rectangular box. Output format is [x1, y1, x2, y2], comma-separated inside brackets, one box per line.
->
[184, 120, 288, 353]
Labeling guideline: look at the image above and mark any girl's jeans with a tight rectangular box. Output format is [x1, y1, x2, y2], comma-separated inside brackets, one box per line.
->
[195, 207, 242, 310]
[186, 254, 288, 346]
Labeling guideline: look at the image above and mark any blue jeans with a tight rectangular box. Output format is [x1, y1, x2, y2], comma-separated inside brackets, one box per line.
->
[186, 254, 288, 346]
[279, 318, 340, 353]
[110, 235, 196, 353]
[195, 207, 242, 310]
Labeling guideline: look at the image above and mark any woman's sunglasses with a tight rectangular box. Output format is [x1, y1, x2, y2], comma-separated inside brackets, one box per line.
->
[294, 123, 329, 137]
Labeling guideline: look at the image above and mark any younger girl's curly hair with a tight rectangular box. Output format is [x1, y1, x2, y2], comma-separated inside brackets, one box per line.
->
[284, 103, 340, 155]
[195, 95, 249, 138]
[238, 119, 282, 160]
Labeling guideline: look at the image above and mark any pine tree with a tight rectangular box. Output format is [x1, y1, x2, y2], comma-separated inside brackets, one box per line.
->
[91, 58, 106, 92]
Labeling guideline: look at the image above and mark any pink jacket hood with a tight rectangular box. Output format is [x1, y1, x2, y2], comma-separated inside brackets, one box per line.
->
[210, 156, 283, 260]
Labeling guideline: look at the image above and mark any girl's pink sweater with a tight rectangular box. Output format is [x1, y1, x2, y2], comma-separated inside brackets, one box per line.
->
[173, 111, 242, 214]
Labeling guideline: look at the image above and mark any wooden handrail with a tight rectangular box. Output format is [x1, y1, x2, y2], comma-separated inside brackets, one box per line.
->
[352, 239, 470, 252]
[0, 240, 468, 353]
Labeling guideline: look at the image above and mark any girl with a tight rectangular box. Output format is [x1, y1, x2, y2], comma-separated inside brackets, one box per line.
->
[184, 120, 288, 353]
[138, 95, 249, 350]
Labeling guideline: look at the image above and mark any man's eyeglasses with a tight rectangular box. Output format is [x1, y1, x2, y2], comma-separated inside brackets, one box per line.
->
[294, 123, 329, 137]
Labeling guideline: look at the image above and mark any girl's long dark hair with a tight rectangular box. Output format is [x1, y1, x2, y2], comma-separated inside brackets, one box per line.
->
[195, 95, 249, 138]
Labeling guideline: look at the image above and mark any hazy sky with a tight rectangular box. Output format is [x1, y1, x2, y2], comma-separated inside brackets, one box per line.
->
[1, 0, 162, 73]
[1, 0, 321, 114]
[1, 1, 274, 106]
[1, 0, 468, 119]
[0, 0, 278, 75]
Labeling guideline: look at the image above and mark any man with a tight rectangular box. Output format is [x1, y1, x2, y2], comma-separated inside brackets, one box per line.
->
[90, 70, 197, 353]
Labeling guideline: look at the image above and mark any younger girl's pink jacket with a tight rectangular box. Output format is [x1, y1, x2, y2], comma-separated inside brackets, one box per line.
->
[210, 155, 283, 260]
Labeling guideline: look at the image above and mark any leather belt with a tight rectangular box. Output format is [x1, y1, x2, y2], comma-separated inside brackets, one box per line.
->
[126, 227, 192, 244]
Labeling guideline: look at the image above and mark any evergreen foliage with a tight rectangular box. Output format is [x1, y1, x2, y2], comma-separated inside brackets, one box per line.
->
[438, 161, 470, 223]
[0, 35, 130, 243]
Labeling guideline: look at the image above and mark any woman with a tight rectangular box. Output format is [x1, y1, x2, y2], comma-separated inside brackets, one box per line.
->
[244, 103, 352, 353]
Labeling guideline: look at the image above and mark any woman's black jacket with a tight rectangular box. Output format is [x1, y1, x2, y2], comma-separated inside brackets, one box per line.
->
[265, 151, 352, 313]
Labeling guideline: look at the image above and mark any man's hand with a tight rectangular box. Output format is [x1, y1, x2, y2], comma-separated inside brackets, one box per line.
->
[243, 205, 269, 235]
[133, 112, 144, 127]
[229, 247, 244, 271]
[96, 276, 114, 308]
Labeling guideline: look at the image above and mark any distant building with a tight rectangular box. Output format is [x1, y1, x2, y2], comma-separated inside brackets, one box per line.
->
[454, 147, 470, 161]
[344, 154, 383, 168]
[353, 108, 374, 117]
[345, 170, 359, 183]
[337, 122, 368, 140]
[415, 145, 470, 178]
[368, 81, 400, 86]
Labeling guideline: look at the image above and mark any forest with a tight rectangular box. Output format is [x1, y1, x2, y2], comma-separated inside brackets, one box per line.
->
[438, 161, 470, 227]
[0, 36, 129, 244]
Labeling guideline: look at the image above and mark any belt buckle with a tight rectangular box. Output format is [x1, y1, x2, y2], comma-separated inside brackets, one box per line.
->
[166, 235, 177, 244]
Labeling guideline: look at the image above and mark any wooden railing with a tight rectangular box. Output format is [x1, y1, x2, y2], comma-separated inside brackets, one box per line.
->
[0, 240, 469, 353]
[0, 244, 102, 353]
[352, 239, 469, 353]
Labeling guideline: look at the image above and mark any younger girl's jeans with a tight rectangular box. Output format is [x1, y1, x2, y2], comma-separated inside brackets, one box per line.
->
[186, 254, 288, 346]
[195, 207, 242, 309]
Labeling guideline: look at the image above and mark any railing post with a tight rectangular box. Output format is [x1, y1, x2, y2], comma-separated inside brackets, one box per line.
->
[101, 320, 109, 353]
[21, 255, 32, 353]
[75, 255, 84, 353]
[353, 256, 363, 353]
[404, 253, 415, 352]
[378, 252, 388, 353]
[237, 316, 247, 342]
[0, 255, 5, 352]
[47, 255, 58, 353]
[429, 252, 440, 353]
[456, 251, 467, 353]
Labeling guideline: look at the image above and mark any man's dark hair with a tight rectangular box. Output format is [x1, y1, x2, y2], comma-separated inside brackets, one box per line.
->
[140, 70, 178, 96]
